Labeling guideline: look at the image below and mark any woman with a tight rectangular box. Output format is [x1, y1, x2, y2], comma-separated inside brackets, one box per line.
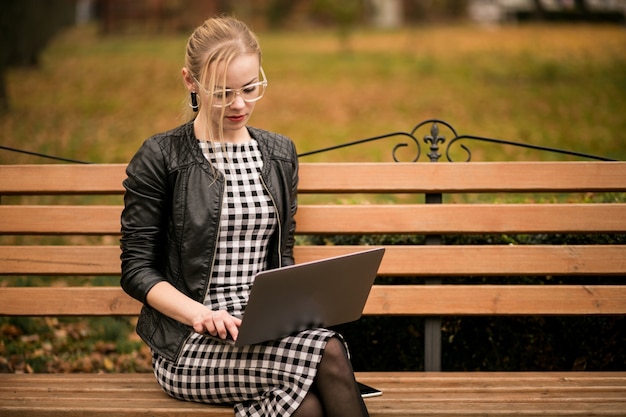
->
[120, 16, 369, 417]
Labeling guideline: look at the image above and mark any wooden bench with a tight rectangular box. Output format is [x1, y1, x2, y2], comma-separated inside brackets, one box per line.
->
[1, 161, 626, 416]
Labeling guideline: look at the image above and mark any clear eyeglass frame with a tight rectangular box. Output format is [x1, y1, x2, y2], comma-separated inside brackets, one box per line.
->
[194, 67, 268, 108]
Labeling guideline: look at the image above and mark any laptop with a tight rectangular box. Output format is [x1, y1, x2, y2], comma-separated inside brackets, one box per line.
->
[233, 247, 385, 347]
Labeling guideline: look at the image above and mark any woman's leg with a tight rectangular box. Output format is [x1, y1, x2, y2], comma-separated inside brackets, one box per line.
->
[314, 337, 369, 417]
[292, 389, 324, 417]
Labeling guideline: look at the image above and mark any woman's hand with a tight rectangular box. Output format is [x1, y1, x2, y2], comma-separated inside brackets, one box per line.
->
[146, 282, 241, 341]
[192, 309, 242, 341]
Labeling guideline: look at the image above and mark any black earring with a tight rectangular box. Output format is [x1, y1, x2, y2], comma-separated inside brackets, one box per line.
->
[190, 92, 199, 112]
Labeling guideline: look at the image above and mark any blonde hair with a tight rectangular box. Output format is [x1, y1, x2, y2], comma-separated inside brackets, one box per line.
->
[184, 16, 262, 142]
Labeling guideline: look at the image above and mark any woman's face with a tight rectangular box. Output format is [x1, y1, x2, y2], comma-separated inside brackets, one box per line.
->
[207, 53, 262, 140]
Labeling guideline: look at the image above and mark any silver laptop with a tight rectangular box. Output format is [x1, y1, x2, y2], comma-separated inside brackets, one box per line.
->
[232, 247, 385, 347]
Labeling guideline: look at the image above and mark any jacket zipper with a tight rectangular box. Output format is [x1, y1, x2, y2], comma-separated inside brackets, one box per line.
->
[202, 175, 224, 305]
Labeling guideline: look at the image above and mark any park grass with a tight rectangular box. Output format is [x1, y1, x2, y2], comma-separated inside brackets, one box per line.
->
[1, 22, 625, 164]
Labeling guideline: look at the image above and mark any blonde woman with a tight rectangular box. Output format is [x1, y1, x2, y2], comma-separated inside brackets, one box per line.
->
[120, 16, 369, 417]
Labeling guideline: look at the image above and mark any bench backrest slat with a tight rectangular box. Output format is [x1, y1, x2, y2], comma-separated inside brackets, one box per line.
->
[0, 164, 127, 195]
[2, 204, 626, 235]
[1, 285, 625, 316]
[296, 204, 626, 234]
[2, 245, 625, 276]
[1, 162, 626, 194]
[297, 162, 626, 193]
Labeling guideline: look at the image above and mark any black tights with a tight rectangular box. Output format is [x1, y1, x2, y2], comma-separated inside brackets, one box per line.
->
[292, 337, 369, 417]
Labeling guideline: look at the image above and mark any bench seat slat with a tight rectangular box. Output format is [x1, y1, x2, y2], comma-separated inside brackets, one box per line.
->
[3, 204, 626, 234]
[2, 399, 624, 417]
[0, 401, 229, 417]
[2, 162, 626, 194]
[2, 245, 626, 276]
[2, 372, 625, 417]
[4, 391, 625, 402]
[1, 285, 625, 316]
[4, 371, 626, 389]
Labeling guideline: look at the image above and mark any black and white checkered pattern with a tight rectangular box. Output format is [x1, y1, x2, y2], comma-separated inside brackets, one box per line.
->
[201, 139, 277, 317]
[152, 139, 339, 417]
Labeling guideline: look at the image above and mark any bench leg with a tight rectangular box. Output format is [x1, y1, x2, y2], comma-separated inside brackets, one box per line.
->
[423, 188, 443, 372]
[424, 316, 442, 371]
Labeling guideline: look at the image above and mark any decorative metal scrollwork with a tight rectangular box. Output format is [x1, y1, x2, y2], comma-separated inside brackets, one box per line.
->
[444, 133, 616, 162]
[297, 131, 421, 162]
[2, 119, 616, 163]
[411, 119, 457, 162]
[299, 119, 617, 162]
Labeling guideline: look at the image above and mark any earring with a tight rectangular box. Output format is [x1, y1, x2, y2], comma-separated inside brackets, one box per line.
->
[190, 92, 199, 112]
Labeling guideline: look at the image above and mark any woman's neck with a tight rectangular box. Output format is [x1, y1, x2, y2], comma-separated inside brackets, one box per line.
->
[193, 119, 251, 144]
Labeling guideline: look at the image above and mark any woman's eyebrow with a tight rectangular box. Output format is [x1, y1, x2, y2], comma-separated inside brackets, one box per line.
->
[223, 77, 259, 89]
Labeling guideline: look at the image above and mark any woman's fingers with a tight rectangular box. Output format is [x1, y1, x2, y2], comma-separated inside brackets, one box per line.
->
[211, 310, 228, 338]
[193, 310, 241, 341]
[225, 316, 242, 341]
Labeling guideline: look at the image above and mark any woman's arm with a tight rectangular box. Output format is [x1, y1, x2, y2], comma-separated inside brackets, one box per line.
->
[120, 140, 170, 303]
[121, 139, 240, 340]
[146, 282, 241, 340]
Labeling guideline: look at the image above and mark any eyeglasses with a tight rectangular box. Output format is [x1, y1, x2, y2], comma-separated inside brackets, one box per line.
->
[195, 67, 268, 108]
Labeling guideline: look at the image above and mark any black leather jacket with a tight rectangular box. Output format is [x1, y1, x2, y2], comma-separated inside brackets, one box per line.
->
[120, 121, 298, 361]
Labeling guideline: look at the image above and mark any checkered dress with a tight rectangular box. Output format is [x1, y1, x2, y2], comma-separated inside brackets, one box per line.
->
[152, 139, 340, 417]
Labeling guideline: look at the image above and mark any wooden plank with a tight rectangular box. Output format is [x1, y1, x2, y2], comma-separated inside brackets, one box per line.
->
[0, 246, 121, 275]
[295, 204, 626, 234]
[2, 371, 625, 385]
[0, 287, 141, 316]
[294, 245, 626, 276]
[0, 206, 122, 234]
[0, 164, 127, 195]
[1, 285, 625, 316]
[298, 162, 626, 193]
[1, 372, 625, 417]
[3, 245, 626, 276]
[0, 401, 230, 417]
[2, 162, 625, 195]
[4, 371, 626, 390]
[3, 204, 626, 235]
[2, 399, 624, 417]
[7, 386, 624, 400]
[3, 390, 624, 405]
[354, 371, 626, 388]
[363, 285, 626, 315]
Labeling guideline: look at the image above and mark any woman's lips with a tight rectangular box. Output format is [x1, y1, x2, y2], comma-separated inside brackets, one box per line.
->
[227, 115, 246, 122]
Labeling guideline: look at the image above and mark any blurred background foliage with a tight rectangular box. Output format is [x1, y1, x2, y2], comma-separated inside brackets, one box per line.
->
[1, 0, 625, 163]
[1, 0, 625, 373]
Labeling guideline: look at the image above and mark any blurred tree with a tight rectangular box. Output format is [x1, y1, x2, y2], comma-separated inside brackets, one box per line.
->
[265, 0, 299, 28]
[0, 0, 74, 112]
[311, 0, 361, 51]
[404, 0, 468, 23]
